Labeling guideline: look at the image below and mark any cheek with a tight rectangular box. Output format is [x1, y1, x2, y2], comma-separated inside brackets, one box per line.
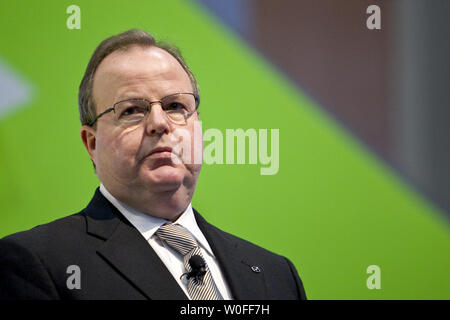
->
[97, 130, 141, 176]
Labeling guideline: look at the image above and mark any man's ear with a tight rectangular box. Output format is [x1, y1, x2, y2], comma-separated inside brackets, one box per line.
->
[81, 125, 97, 164]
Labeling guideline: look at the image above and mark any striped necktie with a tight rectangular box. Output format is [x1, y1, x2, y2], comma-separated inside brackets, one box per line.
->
[155, 223, 222, 300]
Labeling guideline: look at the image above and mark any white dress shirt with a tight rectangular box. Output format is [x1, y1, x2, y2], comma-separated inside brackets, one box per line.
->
[99, 184, 233, 300]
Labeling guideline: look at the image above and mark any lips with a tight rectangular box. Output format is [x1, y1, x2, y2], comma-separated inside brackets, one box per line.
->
[147, 146, 173, 157]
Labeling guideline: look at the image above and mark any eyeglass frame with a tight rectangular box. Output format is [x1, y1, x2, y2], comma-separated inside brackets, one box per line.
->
[88, 92, 200, 127]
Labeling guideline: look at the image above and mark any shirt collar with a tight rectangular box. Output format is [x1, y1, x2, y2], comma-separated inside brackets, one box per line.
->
[99, 184, 215, 257]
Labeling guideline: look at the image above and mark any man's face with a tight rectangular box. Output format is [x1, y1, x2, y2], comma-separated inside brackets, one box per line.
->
[81, 45, 203, 220]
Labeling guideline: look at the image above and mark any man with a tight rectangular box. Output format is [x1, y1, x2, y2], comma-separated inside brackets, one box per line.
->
[0, 29, 306, 300]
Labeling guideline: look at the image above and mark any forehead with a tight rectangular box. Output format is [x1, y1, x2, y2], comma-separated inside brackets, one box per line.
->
[93, 45, 192, 103]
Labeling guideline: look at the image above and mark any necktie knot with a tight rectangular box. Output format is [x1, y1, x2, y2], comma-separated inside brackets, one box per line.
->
[155, 223, 198, 256]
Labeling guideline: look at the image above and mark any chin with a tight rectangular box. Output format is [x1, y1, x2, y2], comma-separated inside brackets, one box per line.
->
[143, 165, 185, 190]
[154, 201, 189, 221]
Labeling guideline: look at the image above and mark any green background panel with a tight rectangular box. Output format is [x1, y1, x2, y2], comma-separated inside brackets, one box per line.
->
[0, 0, 448, 299]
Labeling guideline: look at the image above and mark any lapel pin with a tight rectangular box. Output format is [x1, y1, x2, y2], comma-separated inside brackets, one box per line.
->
[251, 266, 261, 273]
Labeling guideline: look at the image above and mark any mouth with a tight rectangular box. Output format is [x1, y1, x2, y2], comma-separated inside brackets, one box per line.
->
[144, 146, 181, 169]
[142, 146, 184, 168]
[147, 146, 174, 157]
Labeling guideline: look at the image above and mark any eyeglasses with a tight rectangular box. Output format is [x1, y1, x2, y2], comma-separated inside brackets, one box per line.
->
[88, 92, 199, 127]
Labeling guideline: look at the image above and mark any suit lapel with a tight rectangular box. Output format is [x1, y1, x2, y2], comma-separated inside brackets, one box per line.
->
[194, 210, 268, 300]
[97, 222, 187, 300]
[84, 189, 188, 300]
[83, 189, 267, 300]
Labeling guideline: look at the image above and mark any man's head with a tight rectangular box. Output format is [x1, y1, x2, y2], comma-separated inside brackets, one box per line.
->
[79, 29, 203, 221]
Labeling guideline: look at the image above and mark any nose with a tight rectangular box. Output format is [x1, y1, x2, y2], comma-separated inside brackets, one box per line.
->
[144, 102, 170, 136]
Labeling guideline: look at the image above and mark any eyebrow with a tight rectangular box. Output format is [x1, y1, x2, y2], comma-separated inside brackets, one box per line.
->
[116, 93, 149, 101]
[115, 92, 189, 102]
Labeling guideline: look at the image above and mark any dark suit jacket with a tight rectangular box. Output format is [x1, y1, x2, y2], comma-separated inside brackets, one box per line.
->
[0, 189, 306, 300]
